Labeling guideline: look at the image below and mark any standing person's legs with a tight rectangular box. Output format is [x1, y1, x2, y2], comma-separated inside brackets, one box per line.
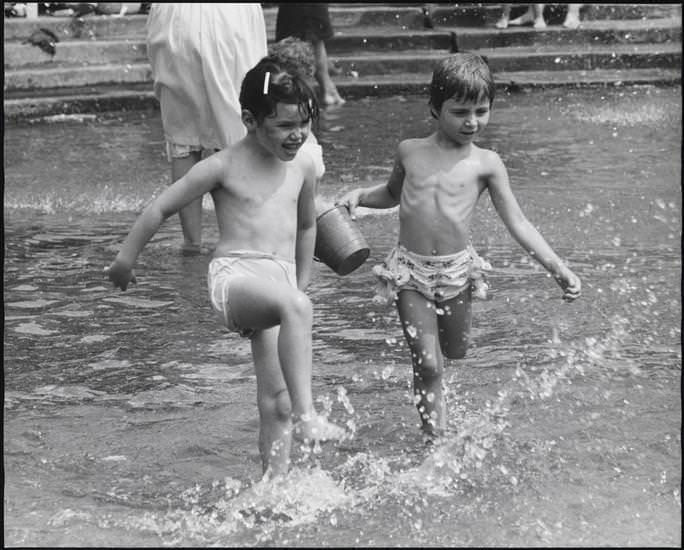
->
[396, 290, 446, 437]
[496, 3, 513, 29]
[509, 4, 546, 29]
[312, 39, 345, 106]
[171, 152, 203, 253]
[562, 3, 581, 29]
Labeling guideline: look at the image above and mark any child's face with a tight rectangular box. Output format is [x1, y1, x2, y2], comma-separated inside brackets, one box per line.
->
[437, 96, 491, 145]
[255, 102, 311, 161]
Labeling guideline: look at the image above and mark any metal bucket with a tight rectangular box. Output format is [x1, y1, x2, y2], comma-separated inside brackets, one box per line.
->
[314, 205, 370, 276]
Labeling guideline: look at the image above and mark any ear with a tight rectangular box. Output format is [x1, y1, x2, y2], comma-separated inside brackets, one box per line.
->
[429, 104, 439, 119]
[242, 109, 258, 130]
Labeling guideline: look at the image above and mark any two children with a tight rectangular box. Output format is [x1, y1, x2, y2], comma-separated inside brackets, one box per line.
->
[108, 51, 581, 476]
[338, 53, 581, 437]
[106, 58, 345, 478]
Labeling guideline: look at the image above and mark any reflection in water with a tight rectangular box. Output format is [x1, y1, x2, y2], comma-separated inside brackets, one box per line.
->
[3, 86, 681, 546]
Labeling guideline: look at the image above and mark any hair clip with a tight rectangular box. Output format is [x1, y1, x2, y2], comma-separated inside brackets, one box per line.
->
[262, 71, 270, 95]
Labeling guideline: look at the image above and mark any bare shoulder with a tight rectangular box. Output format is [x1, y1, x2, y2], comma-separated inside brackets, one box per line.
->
[293, 146, 317, 180]
[473, 145, 505, 172]
[397, 135, 433, 158]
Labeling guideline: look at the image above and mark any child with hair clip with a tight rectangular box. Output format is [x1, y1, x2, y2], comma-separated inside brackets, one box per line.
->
[106, 58, 347, 478]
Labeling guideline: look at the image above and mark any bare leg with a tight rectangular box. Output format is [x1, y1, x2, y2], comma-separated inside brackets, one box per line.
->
[496, 4, 512, 29]
[312, 39, 345, 107]
[229, 277, 346, 444]
[252, 327, 292, 476]
[171, 152, 203, 252]
[509, 4, 546, 29]
[397, 290, 446, 437]
[437, 287, 472, 360]
[531, 3, 546, 29]
[562, 3, 581, 29]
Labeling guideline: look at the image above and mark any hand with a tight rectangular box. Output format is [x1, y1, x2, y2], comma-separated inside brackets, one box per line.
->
[105, 259, 137, 291]
[555, 268, 581, 302]
[335, 188, 363, 219]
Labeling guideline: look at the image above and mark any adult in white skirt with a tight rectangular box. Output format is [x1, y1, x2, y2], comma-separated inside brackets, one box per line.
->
[146, 3, 268, 253]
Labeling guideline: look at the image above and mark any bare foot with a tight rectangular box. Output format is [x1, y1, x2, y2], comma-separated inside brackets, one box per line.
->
[562, 15, 580, 29]
[508, 10, 534, 26]
[533, 18, 547, 29]
[322, 91, 346, 107]
[495, 17, 509, 29]
[292, 413, 346, 442]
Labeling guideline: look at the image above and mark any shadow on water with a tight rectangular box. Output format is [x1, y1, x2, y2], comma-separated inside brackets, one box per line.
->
[3, 85, 681, 547]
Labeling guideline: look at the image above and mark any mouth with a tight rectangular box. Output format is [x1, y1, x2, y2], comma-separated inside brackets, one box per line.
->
[282, 142, 302, 154]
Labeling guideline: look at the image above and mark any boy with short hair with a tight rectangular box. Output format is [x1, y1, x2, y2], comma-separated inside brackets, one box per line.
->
[106, 58, 346, 477]
[338, 53, 581, 438]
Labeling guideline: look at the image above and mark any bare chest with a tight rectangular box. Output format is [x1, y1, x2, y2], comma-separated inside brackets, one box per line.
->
[402, 157, 483, 212]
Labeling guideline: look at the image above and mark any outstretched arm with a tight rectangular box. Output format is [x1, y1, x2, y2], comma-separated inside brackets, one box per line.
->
[106, 155, 223, 290]
[336, 149, 405, 217]
[486, 151, 581, 301]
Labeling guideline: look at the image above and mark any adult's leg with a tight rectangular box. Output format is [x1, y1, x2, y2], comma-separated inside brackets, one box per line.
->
[396, 289, 446, 436]
[562, 3, 581, 29]
[252, 326, 293, 477]
[228, 276, 345, 441]
[509, 4, 546, 29]
[312, 39, 345, 106]
[495, 4, 512, 29]
[171, 151, 203, 252]
[437, 286, 472, 360]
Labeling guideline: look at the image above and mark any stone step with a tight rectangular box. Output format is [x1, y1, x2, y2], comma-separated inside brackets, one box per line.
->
[7, 17, 681, 70]
[3, 3, 681, 42]
[336, 42, 681, 75]
[4, 68, 680, 121]
[5, 41, 680, 92]
[425, 2, 682, 27]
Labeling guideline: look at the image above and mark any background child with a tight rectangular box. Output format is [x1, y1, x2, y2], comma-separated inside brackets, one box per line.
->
[337, 53, 581, 438]
[106, 58, 346, 478]
[267, 37, 326, 184]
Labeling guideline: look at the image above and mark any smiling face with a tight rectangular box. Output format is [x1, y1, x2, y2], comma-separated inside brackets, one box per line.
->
[247, 102, 312, 161]
[436, 96, 491, 146]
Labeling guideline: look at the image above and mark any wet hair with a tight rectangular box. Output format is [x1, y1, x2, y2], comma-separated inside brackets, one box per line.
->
[267, 37, 315, 78]
[429, 53, 496, 118]
[239, 58, 319, 124]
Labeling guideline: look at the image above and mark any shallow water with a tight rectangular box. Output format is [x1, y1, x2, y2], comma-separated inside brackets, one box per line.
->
[4, 86, 681, 547]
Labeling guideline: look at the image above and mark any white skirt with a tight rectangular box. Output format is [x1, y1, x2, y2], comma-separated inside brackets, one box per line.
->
[146, 3, 267, 151]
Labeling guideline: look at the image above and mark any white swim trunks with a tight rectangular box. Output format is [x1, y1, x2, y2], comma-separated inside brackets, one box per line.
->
[208, 251, 297, 337]
[373, 244, 491, 304]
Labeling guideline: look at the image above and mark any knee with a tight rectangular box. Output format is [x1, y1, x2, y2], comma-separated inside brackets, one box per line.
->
[259, 389, 292, 423]
[283, 291, 312, 324]
[440, 329, 470, 359]
[443, 341, 468, 360]
[274, 389, 292, 420]
[411, 349, 444, 381]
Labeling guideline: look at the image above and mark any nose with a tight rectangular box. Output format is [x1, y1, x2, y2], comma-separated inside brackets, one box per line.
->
[464, 114, 476, 127]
